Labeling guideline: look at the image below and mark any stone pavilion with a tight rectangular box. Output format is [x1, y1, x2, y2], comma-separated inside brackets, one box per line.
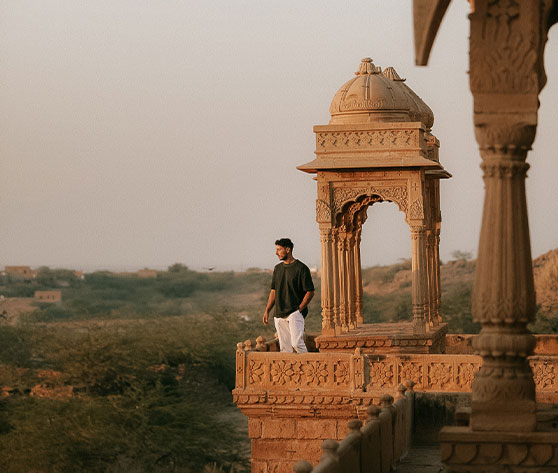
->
[298, 57, 451, 354]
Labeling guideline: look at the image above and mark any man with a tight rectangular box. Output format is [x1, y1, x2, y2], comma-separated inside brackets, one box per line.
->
[262, 238, 314, 353]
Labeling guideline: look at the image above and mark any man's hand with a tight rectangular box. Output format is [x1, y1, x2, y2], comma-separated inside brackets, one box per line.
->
[263, 290, 275, 326]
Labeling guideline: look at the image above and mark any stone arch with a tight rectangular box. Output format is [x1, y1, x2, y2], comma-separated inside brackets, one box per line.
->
[332, 185, 410, 227]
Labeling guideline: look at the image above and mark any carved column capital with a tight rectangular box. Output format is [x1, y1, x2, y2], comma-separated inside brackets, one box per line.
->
[475, 122, 536, 159]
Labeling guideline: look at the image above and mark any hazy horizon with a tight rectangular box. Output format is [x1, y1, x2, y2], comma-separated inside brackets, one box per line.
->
[2, 1, 557, 271]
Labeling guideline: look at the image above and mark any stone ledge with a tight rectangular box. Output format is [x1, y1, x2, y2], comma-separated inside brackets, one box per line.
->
[440, 426, 558, 472]
[315, 323, 447, 354]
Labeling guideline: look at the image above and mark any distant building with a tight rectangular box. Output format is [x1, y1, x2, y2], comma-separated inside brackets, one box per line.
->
[137, 268, 158, 278]
[73, 271, 85, 280]
[5, 266, 36, 279]
[34, 290, 62, 304]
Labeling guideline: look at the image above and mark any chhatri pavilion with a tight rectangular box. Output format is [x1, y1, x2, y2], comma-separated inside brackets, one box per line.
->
[298, 57, 450, 353]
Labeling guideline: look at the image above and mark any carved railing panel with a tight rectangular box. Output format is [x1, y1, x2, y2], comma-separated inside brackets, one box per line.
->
[235, 348, 558, 401]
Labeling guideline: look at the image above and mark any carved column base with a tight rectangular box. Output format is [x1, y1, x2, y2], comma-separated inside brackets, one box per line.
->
[440, 426, 558, 473]
[470, 399, 536, 433]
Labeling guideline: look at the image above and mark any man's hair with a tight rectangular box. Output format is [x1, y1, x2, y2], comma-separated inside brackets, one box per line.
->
[275, 238, 294, 250]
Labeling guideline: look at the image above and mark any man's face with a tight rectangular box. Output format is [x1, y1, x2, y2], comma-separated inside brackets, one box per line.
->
[275, 245, 289, 261]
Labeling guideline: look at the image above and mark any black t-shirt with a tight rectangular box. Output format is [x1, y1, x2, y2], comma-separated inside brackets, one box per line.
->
[271, 260, 314, 318]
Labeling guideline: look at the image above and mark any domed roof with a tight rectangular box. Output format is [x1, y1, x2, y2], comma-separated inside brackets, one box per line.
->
[329, 58, 434, 128]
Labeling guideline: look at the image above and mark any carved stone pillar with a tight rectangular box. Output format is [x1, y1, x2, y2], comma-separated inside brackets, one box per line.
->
[337, 229, 349, 332]
[471, 149, 537, 432]
[331, 227, 341, 334]
[346, 231, 357, 329]
[320, 227, 335, 336]
[425, 229, 435, 329]
[432, 227, 442, 326]
[465, 0, 553, 433]
[410, 225, 427, 335]
[354, 224, 364, 326]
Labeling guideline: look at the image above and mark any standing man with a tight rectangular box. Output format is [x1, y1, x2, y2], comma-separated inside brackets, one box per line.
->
[262, 238, 315, 353]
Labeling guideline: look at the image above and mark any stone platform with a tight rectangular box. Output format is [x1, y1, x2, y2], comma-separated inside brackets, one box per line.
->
[315, 322, 448, 354]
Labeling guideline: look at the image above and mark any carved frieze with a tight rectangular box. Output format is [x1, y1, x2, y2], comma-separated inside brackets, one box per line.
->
[316, 129, 419, 152]
[235, 351, 558, 400]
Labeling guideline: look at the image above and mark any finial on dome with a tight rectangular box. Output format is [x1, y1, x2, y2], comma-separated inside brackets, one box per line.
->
[383, 66, 406, 82]
[355, 57, 381, 76]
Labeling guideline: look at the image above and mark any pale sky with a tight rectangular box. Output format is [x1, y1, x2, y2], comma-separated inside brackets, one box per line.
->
[1, 1, 557, 271]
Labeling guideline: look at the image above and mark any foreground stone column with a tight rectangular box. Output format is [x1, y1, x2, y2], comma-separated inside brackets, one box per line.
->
[410, 225, 427, 334]
[465, 0, 547, 433]
[434, 0, 558, 470]
[470, 134, 537, 431]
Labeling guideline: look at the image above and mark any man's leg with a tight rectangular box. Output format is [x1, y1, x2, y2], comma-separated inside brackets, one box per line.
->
[288, 310, 308, 353]
[274, 316, 294, 352]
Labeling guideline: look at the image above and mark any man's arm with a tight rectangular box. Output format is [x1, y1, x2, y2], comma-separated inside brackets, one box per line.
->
[298, 291, 314, 313]
[262, 289, 276, 325]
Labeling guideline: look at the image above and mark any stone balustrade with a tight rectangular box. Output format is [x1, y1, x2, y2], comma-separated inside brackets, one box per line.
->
[234, 341, 558, 404]
[292, 388, 414, 473]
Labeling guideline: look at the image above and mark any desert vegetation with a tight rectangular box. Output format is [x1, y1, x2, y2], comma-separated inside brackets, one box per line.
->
[0, 251, 556, 472]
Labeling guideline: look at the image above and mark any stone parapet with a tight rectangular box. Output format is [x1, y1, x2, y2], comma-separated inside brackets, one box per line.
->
[234, 345, 558, 405]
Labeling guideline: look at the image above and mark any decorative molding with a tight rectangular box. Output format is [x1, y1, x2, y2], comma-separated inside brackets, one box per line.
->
[481, 160, 530, 178]
[316, 130, 419, 152]
[440, 434, 558, 470]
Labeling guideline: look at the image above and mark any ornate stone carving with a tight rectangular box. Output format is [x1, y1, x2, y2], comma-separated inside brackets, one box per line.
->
[457, 363, 480, 389]
[428, 362, 453, 390]
[334, 362, 350, 386]
[270, 360, 303, 385]
[398, 362, 423, 387]
[235, 352, 558, 403]
[469, 1, 539, 95]
[316, 199, 332, 223]
[368, 361, 395, 389]
[409, 199, 424, 219]
[304, 361, 328, 387]
[332, 185, 409, 219]
[249, 359, 265, 385]
[532, 362, 555, 391]
[316, 129, 419, 152]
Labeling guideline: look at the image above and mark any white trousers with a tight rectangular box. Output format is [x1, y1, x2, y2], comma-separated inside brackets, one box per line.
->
[274, 310, 308, 353]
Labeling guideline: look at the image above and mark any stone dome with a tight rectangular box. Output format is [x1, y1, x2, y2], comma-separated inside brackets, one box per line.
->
[329, 58, 434, 129]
